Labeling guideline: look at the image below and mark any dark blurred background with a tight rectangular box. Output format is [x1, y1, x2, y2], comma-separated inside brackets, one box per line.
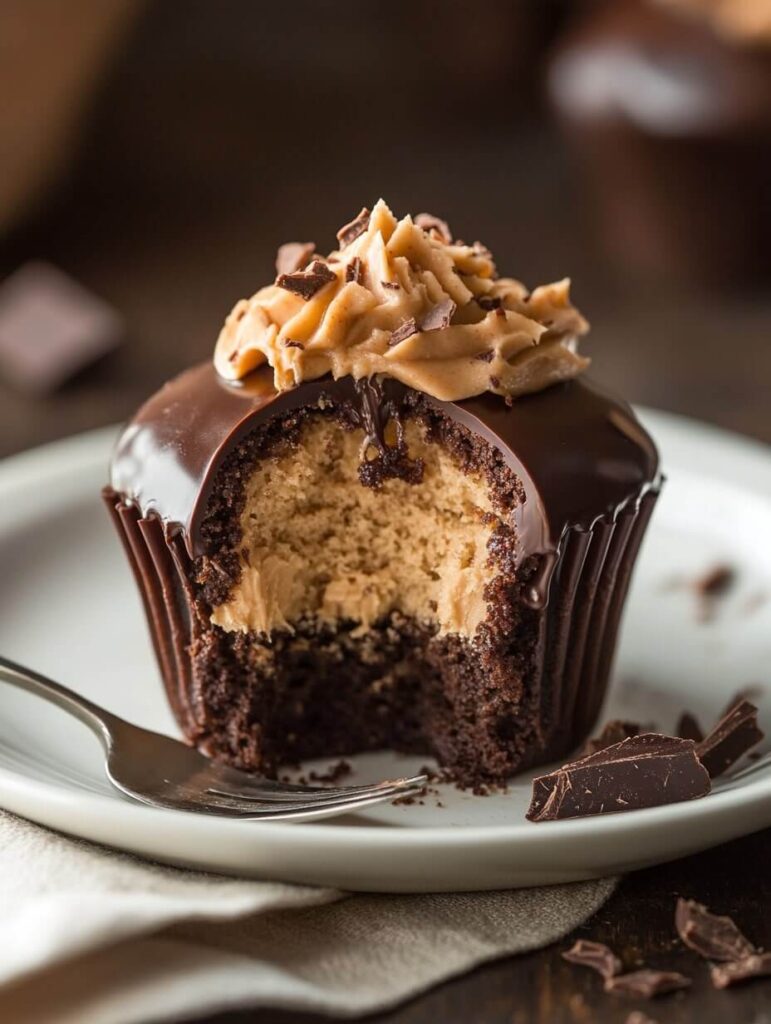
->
[0, 0, 769, 458]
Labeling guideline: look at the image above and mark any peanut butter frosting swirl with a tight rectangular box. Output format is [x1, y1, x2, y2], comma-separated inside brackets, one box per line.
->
[214, 199, 589, 403]
[654, 0, 771, 44]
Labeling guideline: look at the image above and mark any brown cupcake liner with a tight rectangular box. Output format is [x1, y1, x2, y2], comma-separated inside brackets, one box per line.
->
[104, 482, 660, 774]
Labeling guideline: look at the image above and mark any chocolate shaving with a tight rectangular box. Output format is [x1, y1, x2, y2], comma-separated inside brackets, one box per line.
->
[490, 375, 501, 389]
[345, 257, 363, 285]
[282, 339, 305, 350]
[582, 720, 642, 756]
[415, 212, 452, 244]
[275, 241, 315, 276]
[562, 939, 621, 979]
[696, 699, 764, 778]
[276, 260, 336, 300]
[527, 734, 711, 822]
[389, 318, 418, 347]
[420, 298, 456, 332]
[711, 953, 771, 989]
[474, 350, 494, 363]
[336, 207, 370, 248]
[675, 898, 756, 962]
[676, 712, 704, 744]
[604, 969, 691, 999]
[476, 294, 502, 311]
[381, 280, 400, 290]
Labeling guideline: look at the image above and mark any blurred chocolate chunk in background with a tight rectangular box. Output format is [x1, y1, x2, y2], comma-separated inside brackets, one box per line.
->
[0, 0, 769, 456]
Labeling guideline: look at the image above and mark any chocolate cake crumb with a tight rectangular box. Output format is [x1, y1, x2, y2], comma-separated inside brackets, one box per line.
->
[308, 759, 353, 784]
[696, 564, 736, 598]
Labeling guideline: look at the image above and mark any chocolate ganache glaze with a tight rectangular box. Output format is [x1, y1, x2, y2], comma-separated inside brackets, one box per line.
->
[110, 360, 660, 609]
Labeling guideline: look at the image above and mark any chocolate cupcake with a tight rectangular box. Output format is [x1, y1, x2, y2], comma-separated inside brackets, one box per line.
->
[105, 201, 660, 788]
[548, 0, 771, 287]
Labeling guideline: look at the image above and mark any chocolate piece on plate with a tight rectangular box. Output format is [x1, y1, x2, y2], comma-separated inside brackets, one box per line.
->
[276, 260, 336, 300]
[696, 699, 764, 778]
[275, 241, 315, 276]
[711, 953, 771, 989]
[676, 712, 704, 744]
[0, 261, 122, 394]
[675, 898, 756, 962]
[604, 969, 691, 999]
[562, 939, 621, 978]
[526, 734, 711, 822]
[582, 719, 642, 755]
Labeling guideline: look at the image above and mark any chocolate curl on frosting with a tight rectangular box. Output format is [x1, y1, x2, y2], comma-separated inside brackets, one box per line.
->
[214, 199, 589, 402]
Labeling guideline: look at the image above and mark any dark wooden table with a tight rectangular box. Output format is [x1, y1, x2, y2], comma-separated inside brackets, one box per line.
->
[0, 4, 768, 1020]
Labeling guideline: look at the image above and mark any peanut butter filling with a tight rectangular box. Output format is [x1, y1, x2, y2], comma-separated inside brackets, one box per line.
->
[214, 199, 589, 403]
[210, 417, 502, 639]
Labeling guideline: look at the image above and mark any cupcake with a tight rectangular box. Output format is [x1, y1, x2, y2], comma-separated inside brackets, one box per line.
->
[105, 201, 660, 789]
[548, 0, 771, 287]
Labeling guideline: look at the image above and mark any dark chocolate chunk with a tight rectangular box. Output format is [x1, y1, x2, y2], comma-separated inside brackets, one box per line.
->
[0, 261, 122, 395]
[420, 298, 456, 332]
[582, 719, 642, 756]
[562, 939, 621, 978]
[275, 241, 315, 276]
[345, 257, 364, 285]
[604, 969, 691, 999]
[389, 318, 419, 347]
[415, 212, 453, 244]
[696, 699, 764, 778]
[476, 294, 502, 311]
[336, 207, 370, 248]
[676, 712, 704, 744]
[276, 260, 336, 301]
[721, 685, 764, 717]
[711, 953, 771, 989]
[526, 734, 711, 822]
[675, 898, 756, 962]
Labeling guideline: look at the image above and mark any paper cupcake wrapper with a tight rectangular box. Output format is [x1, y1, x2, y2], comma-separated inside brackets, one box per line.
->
[104, 482, 660, 772]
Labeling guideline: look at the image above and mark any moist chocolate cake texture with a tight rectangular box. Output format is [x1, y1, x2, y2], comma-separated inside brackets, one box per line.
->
[106, 201, 660, 788]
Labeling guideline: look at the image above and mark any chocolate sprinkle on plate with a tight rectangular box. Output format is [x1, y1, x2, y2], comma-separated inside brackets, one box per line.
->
[695, 564, 736, 598]
[420, 298, 456, 332]
[711, 953, 771, 989]
[389, 317, 419, 347]
[604, 969, 691, 999]
[276, 260, 337, 301]
[696, 699, 764, 778]
[275, 241, 315, 276]
[562, 939, 622, 979]
[345, 257, 363, 285]
[675, 898, 756, 962]
[336, 207, 370, 248]
[415, 212, 453, 244]
[526, 734, 711, 822]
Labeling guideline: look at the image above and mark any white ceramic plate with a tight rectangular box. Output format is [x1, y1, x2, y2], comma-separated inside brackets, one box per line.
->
[0, 411, 769, 892]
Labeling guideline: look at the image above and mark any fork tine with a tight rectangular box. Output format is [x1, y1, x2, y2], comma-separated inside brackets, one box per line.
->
[205, 764, 415, 799]
[167, 779, 420, 817]
[205, 773, 428, 805]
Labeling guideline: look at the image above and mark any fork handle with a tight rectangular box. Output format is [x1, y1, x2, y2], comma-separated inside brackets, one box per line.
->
[0, 654, 119, 749]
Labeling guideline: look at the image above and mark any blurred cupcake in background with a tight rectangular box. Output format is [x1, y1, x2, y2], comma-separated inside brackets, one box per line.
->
[547, 0, 771, 288]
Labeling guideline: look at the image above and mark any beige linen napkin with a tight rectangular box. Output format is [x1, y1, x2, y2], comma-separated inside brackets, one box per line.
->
[0, 810, 616, 1024]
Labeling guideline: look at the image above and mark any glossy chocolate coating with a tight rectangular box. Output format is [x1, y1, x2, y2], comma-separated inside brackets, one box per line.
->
[110, 362, 659, 570]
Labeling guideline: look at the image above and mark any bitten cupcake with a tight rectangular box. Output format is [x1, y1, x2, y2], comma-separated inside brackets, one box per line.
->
[105, 201, 660, 789]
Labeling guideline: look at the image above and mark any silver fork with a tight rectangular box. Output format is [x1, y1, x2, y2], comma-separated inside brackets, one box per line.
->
[0, 656, 426, 820]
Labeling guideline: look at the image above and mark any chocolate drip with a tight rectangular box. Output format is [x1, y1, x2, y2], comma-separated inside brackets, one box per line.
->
[110, 363, 660, 594]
